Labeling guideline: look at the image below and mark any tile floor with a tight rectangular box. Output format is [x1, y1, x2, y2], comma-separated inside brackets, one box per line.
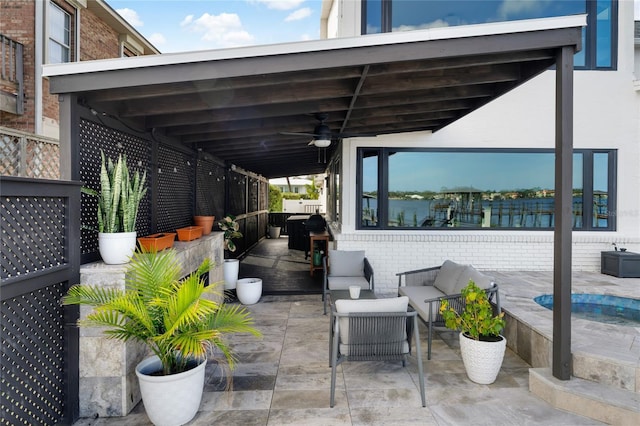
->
[73, 294, 603, 426]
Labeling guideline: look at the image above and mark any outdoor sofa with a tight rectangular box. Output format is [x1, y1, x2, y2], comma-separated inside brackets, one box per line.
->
[397, 260, 500, 359]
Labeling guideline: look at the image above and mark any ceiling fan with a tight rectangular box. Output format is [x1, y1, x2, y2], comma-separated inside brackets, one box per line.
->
[281, 113, 375, 148]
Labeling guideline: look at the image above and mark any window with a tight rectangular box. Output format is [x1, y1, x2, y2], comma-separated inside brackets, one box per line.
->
[362, 0, 617, 70]
[48, 2, 71, 64]
[357, 148, 616, 231]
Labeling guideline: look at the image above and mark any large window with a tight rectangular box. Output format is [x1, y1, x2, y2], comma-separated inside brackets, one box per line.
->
[363, 0, 617, 70]
[48, 2, 71, 64]
[357, 148, 616, 231]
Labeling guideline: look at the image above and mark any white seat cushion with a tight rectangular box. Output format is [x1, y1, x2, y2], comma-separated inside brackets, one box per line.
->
[328, 276, 370, 290]
[335, 296, 409, 345]
[329, 250, 365, 277]
[399, 285, 446, 322]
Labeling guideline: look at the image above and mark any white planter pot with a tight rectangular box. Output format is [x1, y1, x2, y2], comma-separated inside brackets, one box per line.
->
[223, 259, 240, 290]
[268, 226, 281, 239]
[98, 232, 137, 265]
[459, 332, 507, 384]
[236, 278, 262, 305]
[135, 355, 206, 426]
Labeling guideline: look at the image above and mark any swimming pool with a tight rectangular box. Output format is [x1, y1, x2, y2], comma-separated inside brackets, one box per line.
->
[533, 293, 640, 326]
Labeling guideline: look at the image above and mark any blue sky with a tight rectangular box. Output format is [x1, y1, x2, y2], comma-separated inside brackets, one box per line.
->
[106, 0, 323, 53]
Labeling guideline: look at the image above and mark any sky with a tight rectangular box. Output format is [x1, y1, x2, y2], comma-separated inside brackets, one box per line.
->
[106, 0, 324, 53]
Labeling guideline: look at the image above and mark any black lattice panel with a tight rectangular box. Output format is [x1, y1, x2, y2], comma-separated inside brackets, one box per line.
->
[259, 180, 268, 211]
[1, 282, 67, 425]
[196, 159, 225, 221]
[1, 195, 65, 279]
[156, 145, 195, 232]
[78, 119, 151, 256]
[248, 177, 259, 213]
[228, 171, 246, 216]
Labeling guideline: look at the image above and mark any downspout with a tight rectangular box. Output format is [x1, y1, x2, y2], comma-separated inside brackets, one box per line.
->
[34, 0, 44, 135]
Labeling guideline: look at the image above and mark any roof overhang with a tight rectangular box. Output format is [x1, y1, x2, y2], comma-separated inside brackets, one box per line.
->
[44, 15, 584, 178]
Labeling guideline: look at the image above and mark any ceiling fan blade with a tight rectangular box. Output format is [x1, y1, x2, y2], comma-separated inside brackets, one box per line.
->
[307, 140, 315, 146]
[280, 131, 319, 137]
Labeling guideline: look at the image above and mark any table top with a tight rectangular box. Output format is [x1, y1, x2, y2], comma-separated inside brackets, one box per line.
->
[330, 289, 376, 302]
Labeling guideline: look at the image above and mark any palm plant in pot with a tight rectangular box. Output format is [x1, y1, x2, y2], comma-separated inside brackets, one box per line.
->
[83, 151, 147, 264]
[218, 215, 243, 292]
[440, 280, 506, 384]
[63, 248, 261, 426]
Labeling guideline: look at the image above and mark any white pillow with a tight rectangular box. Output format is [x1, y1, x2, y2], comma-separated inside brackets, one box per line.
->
[433, 260, 465, 295]
[329, 250, 365, 277]
[335, 296, 409, 344]
[454, 265, 494, 293]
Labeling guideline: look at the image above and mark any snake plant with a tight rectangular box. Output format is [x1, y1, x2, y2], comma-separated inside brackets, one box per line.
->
[84, 151, 147, 233]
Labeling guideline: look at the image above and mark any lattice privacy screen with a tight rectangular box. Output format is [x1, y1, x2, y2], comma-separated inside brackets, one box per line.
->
[79, 119, 151, 257]
[0, 133, 60, 179]
[156, 145, 195, 233]
[228, 171, 246, 217]
[196, 158, 225, 222]
[1, 195, 66, 279]
[1, 282, 67, 425]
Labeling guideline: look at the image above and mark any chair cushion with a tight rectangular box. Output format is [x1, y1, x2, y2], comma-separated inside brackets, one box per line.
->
[453, 265, 495, 293]
[328, 276, 370, 290]
[433, 260, 465, 295]
[398, 285, 445, 322]
[335, 296, 409, 345]
[329, 250, 365, 277]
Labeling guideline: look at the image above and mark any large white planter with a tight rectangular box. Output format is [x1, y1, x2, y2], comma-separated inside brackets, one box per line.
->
[236, 278, 262, 305]
[135, 355, 206, 426]
[98, 231, 137, 265]
[223, 259, 240, 290]
[459, 332, 507, 384]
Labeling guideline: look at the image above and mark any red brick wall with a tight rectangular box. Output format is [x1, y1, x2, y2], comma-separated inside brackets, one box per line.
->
[1, 0, 141, 134]
[0, 0, 37, 132]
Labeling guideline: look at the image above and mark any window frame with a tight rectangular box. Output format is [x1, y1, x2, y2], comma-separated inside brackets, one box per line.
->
[48, 1, 72, 64]
[356, 147, 617, 231]
[361, 0, 618, 71]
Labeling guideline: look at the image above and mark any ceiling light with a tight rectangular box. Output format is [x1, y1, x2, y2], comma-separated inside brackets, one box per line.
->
[314, 138, 331, 148]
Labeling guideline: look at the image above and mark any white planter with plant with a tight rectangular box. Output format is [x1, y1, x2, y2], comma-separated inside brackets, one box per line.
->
[84, 151, 147, 264]
[440, 281, 507, 384]
[63, 249, 261, 426]
[219, 215, 243, 290]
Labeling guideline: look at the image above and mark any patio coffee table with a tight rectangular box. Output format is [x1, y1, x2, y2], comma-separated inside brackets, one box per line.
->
[329, 289, 376, 303]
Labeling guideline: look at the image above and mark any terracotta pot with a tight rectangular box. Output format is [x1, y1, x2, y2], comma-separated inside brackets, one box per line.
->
[193, 216, 215, 235]
[137, 233, 176, 252]
[176, 226, 203, 242]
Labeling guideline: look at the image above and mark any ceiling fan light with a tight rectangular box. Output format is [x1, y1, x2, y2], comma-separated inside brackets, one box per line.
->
[314, 138, 331, 148]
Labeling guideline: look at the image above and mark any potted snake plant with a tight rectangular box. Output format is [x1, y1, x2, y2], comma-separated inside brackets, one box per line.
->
[63, 248, 261, 426]
[440, 280, 506, 384]
[83, 151, 147, 264]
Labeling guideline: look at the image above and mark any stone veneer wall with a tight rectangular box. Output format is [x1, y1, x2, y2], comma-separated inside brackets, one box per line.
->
[77, 232, 224, 417]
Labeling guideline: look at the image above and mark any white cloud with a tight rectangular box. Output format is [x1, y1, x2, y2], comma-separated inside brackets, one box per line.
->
[285, 7, 312, 22]
[180, 15, 194, 27]
[252, 0, 306, 11]
[116, 8, 143, 27]
[497, 0, 552, 20]
[148, 33, 166, 45]
[183, 12, 255, 48]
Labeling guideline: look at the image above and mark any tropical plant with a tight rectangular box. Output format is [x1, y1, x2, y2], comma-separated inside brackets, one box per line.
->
[439, 280, 505, 340]
[63, 249, 261, 376]
[83, 151, 147, 233]
[218, 215, 243, 252]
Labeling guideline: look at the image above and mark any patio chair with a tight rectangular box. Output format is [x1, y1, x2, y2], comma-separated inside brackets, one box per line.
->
[323, 249, 374, 314]
[329, 296, 426, 408]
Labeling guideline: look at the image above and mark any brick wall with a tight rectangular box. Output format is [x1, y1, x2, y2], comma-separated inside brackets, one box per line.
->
[0, 0, 36, 132]
[333, 231, 640, 296]
[80, 8, 120, 60]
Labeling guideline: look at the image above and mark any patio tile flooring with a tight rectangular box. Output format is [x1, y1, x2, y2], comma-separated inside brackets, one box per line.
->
[73, 293, 603, 425]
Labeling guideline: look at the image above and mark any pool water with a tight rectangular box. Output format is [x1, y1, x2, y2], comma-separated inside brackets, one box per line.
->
[534, 294, 640, 326]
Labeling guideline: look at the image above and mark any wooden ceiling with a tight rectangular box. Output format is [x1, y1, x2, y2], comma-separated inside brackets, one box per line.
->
[46, 20, 583, 178]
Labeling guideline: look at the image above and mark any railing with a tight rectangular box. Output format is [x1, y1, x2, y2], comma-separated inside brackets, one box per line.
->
[0, 34, 24, 115]
[0, 126, 60, 179]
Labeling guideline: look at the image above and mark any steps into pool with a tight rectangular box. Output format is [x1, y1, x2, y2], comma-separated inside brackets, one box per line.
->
[529, 368, 640, 425]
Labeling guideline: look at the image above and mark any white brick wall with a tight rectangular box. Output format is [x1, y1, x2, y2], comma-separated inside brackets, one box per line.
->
[331, 229, 640, 296]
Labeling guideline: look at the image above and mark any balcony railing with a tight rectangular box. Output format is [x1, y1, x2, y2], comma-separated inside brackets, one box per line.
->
[1, 34, 24, 115]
